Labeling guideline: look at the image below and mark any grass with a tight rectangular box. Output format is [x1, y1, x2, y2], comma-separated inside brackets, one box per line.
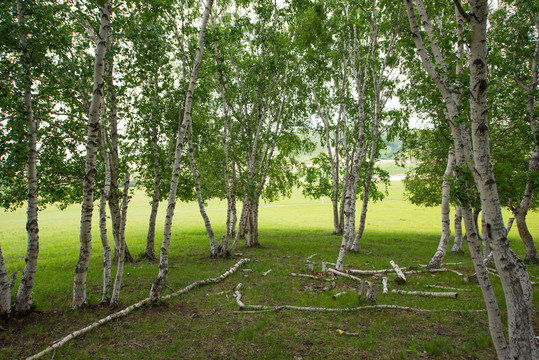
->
[1, 181, 538, 359]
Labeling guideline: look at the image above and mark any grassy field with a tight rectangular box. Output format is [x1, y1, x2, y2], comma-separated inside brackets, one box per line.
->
[1, 181, 538, 359]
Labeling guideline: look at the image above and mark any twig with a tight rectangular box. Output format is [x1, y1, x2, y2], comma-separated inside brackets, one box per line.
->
[307, 254, 317, 260]
[333, 292, 347, 299]
[262, 269, 273, 276]
[26, 259, 250, 360]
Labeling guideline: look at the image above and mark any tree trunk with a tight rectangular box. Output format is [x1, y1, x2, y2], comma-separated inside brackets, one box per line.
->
[106, 45, 133, 264]
[98, 125, 112, 304]
[13, 0, 39, 314]
[426, 149, 455, 269]
[246, 201, 260, 248]
[73, 1, 111, 309]
[514, 210, 539, 264]
[451, 206, 463, 253]
[467, 0, 537, 356]
[188, 123, 218, 256]
[150, 0, 214, 302]
[144, 67, 161, 261]
[0, 245, 11, 317]
[111, 172, 130, 305]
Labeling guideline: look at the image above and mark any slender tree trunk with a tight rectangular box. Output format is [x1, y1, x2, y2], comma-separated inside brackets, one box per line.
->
[246, 201, 260, 247]
[150, 0, 214, 302]
[451, 206, 464, 253]
[13, 0, 39, 314]
[106, 47, 133, 264]
[73, 2, 112, 309]
[514, 210, 539, 264]
[0, 245, 11, 317]
[144, 67, 162, 261]
[111, 173, 129, 305]
[426, 149, 455, 269]
[99, 126, 112, 304]
[188, 123, 218, 256]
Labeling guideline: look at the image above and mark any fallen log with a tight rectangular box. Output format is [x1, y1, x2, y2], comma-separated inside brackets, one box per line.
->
[27, 259, 251, 360]
[382, 277, 388, 294]
[391, 289, 458, 299]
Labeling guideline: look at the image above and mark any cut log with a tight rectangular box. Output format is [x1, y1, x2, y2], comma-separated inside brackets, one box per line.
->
[382, 277, 388, 294]
[308, 263, 314, 273]
[364, 281, 378, 303]
[327, 268, 362, 282]
[27, 259, 250, 360]
[391, 289, 458, 298]
[390, 260, 406, 283]
[321, 260, 328, 274]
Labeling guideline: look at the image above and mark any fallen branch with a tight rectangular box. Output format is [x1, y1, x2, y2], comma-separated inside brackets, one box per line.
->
[27, 259, 250, 360]
[403, 268, 449, 275]
[333, 291, 347, 299]
[289, 273, 333, 282]
[262, 269, 273, 277]
[426, 285, 470, 292]
[391, 289, 458, 299]
[327, 268, 362, 282]
[307, 254, 317, 260]
[233, 284, 482, 314]
[390, 260, 406, 283]
[348, 268, 406, 275]
[449, 269, 464, 277]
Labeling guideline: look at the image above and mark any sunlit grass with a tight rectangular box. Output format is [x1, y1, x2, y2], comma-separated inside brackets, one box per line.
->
[1, 181, 538, 359]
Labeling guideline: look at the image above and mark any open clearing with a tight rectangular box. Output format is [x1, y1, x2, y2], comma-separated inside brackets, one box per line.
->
[1, 181, 538, 359]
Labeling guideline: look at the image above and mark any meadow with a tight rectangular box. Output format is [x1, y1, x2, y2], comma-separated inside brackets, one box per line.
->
[1, 179, 538, 359]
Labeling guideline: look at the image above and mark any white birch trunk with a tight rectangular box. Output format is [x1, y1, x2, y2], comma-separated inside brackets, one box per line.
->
[98, 125, 112, 304]
[451, 206, 464, 253]
[111, 173, 129, 305]
[0, 245, 11, 316]
[426, 149, 455, 269]
[467, 0, 537, 355]
[188, 123, 218, 256]
[73, 2, 111, 309]
[13, 0, 39, 314]
[150, 0, 214, 301]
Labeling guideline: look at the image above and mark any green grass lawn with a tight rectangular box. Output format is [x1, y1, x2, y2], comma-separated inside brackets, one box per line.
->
[1, 181, 538, 359]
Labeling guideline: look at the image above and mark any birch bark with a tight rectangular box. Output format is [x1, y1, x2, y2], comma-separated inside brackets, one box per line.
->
[187, 123, 218, 256]
[99, 125, 112, 304]
[426, 149, 454, 269]
[13, 0, 39, 313]
[0, 245, 11, 316]
[451, 206, 464, 253]
[73, 1, 112, 309]
[149, 0, 214, 301]
[111, 173, 129, 305]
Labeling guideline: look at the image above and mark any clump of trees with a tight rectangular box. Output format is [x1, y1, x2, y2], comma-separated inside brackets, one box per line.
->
[0, 0, 537, 357]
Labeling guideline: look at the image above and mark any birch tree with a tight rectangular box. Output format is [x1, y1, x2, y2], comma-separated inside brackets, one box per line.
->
[150, 0, 214, 302]
[403, 0, 537, 357]
[73, 1, 112, 309]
